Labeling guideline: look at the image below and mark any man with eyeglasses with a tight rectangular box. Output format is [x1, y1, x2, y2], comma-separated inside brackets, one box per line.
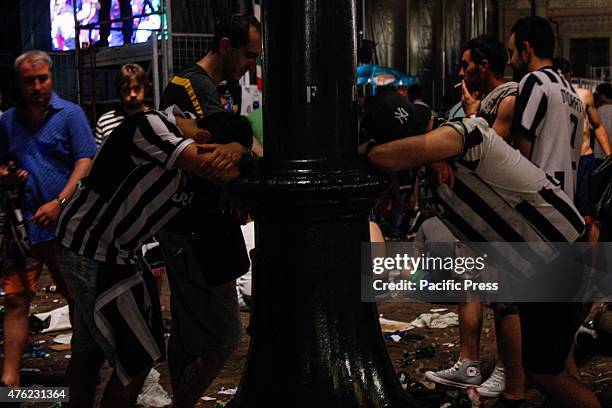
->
[159, 15, 262, 407]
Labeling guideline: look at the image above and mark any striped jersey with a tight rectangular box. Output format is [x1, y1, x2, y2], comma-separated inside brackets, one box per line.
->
[57, 109, 194, 264]
[95, 109, 128, 146]
[512, 67, 584, 199]
[436, 117, 585, 248]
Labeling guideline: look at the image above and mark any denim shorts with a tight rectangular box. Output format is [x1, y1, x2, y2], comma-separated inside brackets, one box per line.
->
[57, 246, 110, 356]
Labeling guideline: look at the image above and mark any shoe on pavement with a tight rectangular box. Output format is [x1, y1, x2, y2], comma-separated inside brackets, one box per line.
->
[477, 361, 505, 398]
[424, 359, 482, 388]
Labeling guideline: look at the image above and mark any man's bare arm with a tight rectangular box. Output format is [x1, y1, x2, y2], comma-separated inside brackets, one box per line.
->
[31, 157, 92, 226]
[513, 134, 532, 159]
[174, 142, 244, 183]
[58, 158, 92, 201]
[492, 96, 516, 140]
[367, 126, 463, 173]
[252, 136, 263, 157]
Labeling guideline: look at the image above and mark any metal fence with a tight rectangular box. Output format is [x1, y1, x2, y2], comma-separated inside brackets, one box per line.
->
[572, 78, 605, 92]
[170, 33, 214, 75]
[49, 52, 77, 102]
[46, 32, 214, 104]
[590, 66, 611, 82]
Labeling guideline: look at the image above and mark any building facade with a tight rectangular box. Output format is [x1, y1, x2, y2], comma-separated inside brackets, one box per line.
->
[499, 0, 612, 80]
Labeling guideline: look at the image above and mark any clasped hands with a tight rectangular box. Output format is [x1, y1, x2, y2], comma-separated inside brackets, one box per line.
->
[196, 142, 246, 184]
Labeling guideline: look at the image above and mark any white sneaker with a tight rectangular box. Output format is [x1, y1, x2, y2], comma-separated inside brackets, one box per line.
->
[424, 360, 482, 388]
[477, 361, 505, 398]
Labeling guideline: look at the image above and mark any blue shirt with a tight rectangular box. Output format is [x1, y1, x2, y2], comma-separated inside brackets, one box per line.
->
[0, 93, 96, 244]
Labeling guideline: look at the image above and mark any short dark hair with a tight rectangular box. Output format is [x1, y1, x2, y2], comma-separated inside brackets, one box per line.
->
[552, 57, 571, 75]
[196, 111, 253, 148]
[407, 83, 423, 100]
[511, 16, 555, 59]
[212, 15, 261, 53]
[462, 35, 508, 77]
[115, 63, 150, 94]
[596, 83, 612, 100]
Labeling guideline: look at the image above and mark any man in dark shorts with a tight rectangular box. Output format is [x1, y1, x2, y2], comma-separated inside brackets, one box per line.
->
[366, 98, 597, 407]
[160, 15, 262, 407]
[553, 57, 612, 245]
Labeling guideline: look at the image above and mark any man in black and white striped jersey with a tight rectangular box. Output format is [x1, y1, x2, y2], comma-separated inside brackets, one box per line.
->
[506, 17, 601, 408]
[366, 114, 599, 408]
[509, 17, 583, 201]
[55, 106, 246, 407]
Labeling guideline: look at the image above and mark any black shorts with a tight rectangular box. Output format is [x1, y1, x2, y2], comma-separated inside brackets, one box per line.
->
[517, 302, 585, 375]
[576, 154, 598, 216]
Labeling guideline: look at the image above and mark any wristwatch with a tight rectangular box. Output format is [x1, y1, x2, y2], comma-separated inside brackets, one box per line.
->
[56, 196, 67, 209]
[242, 148, 256, 162]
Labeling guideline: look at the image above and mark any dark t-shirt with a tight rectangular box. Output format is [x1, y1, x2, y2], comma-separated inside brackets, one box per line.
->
[160, 64, 224, 117]
[161, 64, 231, 234]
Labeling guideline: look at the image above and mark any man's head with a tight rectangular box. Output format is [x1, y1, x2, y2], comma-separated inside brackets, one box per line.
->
[362, 89, 421, 143]
[115, 63, 150, 112]
[596, 83, 612, 104]
[15, 50, 53, 108]
[211, 15, 261, 82]
[552, 57, 572, 81]
[176, 112, 253, 148]
[508, 16, 555, 81]
[460, 35, 508, 93]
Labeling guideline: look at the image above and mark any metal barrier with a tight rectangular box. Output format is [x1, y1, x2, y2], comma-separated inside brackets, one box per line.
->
[169, 33, 214, 76]
[572, 77, 605, 92]
[49, 52, 77, 102]
[590, 66, 611, 82]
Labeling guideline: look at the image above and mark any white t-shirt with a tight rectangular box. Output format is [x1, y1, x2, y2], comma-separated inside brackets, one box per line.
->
[511, 67, 584, 199]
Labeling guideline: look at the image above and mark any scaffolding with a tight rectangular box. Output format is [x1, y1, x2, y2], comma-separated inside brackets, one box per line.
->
[57, 0, 217, 126]
[170, 33, 214, 76]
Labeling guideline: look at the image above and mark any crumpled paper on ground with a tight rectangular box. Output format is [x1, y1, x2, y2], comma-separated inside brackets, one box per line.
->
[379, 317, 413, 333]
[33, 305, 71, 333]
[53, 333, 72, 344]
[409, 312, 459, 329]
[379, 312, 459, 333]
[137, 368, 172, 407]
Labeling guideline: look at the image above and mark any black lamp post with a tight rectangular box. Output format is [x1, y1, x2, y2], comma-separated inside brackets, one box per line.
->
[231, 1, 419, 406]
